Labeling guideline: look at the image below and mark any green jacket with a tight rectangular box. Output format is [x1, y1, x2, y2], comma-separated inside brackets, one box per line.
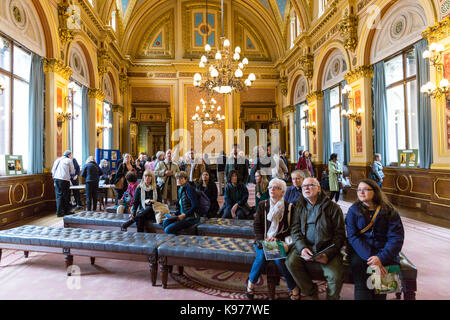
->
[291, 191, 346, 261]
[328, 161, 342, 191]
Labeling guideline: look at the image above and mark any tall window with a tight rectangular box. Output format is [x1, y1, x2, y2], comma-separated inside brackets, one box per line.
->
[319, 0, 328, 17]
[299, 102, 308, 150]
[68, 81, 83, 163]
[329, 85, 342, 147]
[111, 9, 117, 32]
[290, 10, 301, 49]
[0, 34, 32, 172]
[384, 48, 418, 164]
[103, 101, 112, 149]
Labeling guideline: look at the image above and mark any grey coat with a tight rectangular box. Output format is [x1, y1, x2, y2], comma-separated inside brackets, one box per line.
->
[372, 161, 384, 181]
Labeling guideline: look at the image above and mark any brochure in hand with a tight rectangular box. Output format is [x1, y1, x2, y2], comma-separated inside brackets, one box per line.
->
[262, 240, 287, 260]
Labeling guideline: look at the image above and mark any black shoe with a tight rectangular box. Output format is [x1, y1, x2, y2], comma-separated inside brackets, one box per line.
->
[75, 205, 84, 211]
[56, 214, 64, 217]
[65, 211, 75, 216]
[121, 218, 135, 231]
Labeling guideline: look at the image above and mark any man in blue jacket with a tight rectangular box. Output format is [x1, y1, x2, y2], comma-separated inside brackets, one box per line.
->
[284, 170, 305, 204]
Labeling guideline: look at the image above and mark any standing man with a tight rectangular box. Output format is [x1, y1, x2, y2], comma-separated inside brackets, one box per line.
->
[216, 150, 227, 196]
[185, 149, 205, 185]
[70, 157, 83, 210]
[51, 150, 75, 217]
[225, 144, 249, 185]
[286, 177, 346, 300]
[284, 170, 305, 204]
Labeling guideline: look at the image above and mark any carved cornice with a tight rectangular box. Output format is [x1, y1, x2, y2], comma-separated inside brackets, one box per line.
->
[339, 13, 358, 51]
[344, 65, 374, 83]
[58, 1, 75, 47]
[300, 54, 314, 79]
[306, 90, 324, 104]
[119, 73, 129, 93]
[112, 104, 124, 114]
[97, 47, 109, 79]
[88, 88, 106, 101]
[44, 58, 72, 80]
[282, 104, 296, 114]
[279, 76, 288, 96]
[308, 1, 339, 40]
[422, 17, 450, 43]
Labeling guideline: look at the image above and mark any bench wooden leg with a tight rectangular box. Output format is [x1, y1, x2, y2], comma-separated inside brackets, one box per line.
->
[149, 256, 157, 286]
[90, 257, 95, 265]
[267, 275, 278, 300]
[159, 256, 169, 289]
[24, 251, 29, 258]
[395, 292, 402, 300]
[65, 255, 74, 276]
[178, 266, 184, 276]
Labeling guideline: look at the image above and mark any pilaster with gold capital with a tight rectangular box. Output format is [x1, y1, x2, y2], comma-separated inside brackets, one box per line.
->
[306, 91, 323, 163]
[88, 88, 105, 151]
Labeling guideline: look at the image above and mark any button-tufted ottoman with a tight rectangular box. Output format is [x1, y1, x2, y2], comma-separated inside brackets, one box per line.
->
[0, 225, 174, 285]
[157, 235, 281, 299]
[196, 218, 254, 239]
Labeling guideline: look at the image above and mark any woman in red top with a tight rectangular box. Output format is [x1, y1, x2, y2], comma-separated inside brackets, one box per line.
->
[296, 150, 314, 177]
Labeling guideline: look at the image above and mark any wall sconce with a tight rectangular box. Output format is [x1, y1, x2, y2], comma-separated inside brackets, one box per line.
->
[304, 121, 316, 135]
[0, 83, 4, 95]
[421, 42, 449, 99]
[56, 83, 79, 125]
[341, 84, 363, 127]
[96, 122, 112, 136]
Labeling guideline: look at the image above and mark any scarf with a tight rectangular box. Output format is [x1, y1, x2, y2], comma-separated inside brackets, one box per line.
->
[266, 198, 285, 238]
[140, 183, 158, 209]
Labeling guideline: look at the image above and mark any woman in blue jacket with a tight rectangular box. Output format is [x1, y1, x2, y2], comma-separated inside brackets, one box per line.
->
[345, 179, 404, 300]
[81, 156, 103, 211]
[163, 171, 200, 234]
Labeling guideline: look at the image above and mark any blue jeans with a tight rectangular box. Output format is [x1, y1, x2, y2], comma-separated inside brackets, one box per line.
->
[249, 245, 297, 291]
[163, 216, 200, 234]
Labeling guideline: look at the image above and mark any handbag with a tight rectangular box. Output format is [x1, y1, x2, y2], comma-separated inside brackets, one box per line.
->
[114, 176, 125, 190]
[157, 162, 170, 192]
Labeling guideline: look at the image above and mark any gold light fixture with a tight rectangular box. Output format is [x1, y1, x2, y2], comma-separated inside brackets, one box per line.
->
[96, 122, 112, 136]
[56, 82, 79, 125]
[192, 94, 225, 125]
[0, 83, 4, 95]
[341, 84, 362, 126]
[304, 121, 316, 135]
[421, 42, 449, 99]
[193, 0, 255, 94]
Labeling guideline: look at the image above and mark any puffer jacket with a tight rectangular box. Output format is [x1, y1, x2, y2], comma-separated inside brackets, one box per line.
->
[345, 202, 404, 265]
[290, 191, 346, 261]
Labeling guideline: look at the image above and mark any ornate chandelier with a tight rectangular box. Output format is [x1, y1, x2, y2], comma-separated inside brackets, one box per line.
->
[192, 95, 225, 125]
[193, 0, 255, 94]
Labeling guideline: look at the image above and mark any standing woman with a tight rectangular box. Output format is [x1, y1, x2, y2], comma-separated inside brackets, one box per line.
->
[113, 153, 136, 205]
[154, 149, 180, 206]
[254, 170, 269, 210]
[328, 153, 342, 203]
[81, 156, 103, 211]
[345, 179, 404, 300]
[247, 178, 299, 300]
[371, 153, 385, 188]
[121, 170, 162, 232]
[297, 150, 314, 177]
[196, 171, 219, 218]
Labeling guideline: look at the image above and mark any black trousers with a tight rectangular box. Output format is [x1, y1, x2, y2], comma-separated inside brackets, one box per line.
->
[134, 206, 156, 232]
[85, 181, 99, 211]
[221, 207, 247, 220]
[330, 190, 340, 202]
[349, 251, 387, 300]
[115, 188, 125, 205]
[71, 178, 82, 206]
[54, 179, 70, 216]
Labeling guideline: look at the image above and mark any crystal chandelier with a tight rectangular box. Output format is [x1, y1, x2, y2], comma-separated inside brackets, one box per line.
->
[420, 42, 449, 99]
[192, 95, 226, 125]
[193, 0, 255, 94]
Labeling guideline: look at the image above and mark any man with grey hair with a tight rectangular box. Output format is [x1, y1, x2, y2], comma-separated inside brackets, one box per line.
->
[286, 177, 346, 300]
[284, 170, 305, 204]
[51, 150, 75, 217]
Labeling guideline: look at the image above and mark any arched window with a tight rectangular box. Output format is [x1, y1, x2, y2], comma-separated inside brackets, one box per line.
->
[289, 9, 301, 49]
[294, 77, 309, 157]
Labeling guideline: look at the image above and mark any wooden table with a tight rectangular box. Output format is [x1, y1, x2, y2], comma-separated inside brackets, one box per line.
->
[69, 184, 116, 211]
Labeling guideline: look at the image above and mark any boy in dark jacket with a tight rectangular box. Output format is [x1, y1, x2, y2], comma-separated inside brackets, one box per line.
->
[286, 177, 346, 300]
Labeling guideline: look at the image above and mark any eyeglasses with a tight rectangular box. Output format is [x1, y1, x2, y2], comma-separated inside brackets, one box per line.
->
[357, 188, 374, 193]
[268, 186, 282, 190]
[301, 184, 319, 189]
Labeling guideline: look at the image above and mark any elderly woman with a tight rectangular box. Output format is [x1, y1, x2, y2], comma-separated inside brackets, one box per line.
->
[113, 153, 136, 205]
[220, 170, 250, 219]
[247, 178, 299, 300]
[121, 170, 162, 232]
[154, 149, 180, 206]
[99, 159, 111, 182]
[163, 171, 200, 234]
[196, 171, 219, 218]
[346, 179, 404, 300]
[328, 153, 342, 203]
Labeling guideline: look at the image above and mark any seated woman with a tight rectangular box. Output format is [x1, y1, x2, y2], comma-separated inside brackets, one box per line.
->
[196, 171, 219, 218]
[220, 170, 250, 219]
[345, 179, 405, 300]
[254, 170, 269, 210]
[121, 170, 162, 232]
[117, 172, 139, 214]
[247, 178, 299, 300]
[163, 171, 201, 234]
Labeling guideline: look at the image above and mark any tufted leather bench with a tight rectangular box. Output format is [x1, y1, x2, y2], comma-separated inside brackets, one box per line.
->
[157, 235, 281, 299]
[0, 225, 174, 285]
[196, 218, 254, 239]
[63, 211, 199, 235]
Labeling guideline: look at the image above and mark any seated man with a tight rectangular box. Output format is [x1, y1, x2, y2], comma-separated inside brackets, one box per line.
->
[219, 170, 250, 219]
[286, 177, 346, 300]
[284, 170, 305, 204]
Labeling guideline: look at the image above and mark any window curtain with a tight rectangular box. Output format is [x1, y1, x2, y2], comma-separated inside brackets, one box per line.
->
[108, 108, 113, 149]
[295, 103, 301, 160]
[322, 88, 331, 163]
[415, 39, 433, 169]
[372, 62, 389, 166]
[341, 81, 350, 165]
[27, 54, 44, 174]
[81, 85, 90, 163]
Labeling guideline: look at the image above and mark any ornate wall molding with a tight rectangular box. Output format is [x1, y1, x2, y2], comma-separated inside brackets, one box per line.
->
[279, 76, 288, 96]
[88, 88, 106, 101]
[299, 53, 314, 79]
[44, 58, 72, 80]
[306, 90, 324, 103]
[344, 65, 374, 83]
[339, 12, 358, 51]
[112, 104, 124, 114]
[57, 0, 75, 47]
[97, 47, 109, 79]
[282, 105, 296, 114]
[119, 73, 129, 94]
[422, 16, 450, 42]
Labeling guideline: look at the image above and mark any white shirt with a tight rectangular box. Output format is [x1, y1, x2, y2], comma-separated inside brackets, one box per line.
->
[51, 156, 75, 181]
